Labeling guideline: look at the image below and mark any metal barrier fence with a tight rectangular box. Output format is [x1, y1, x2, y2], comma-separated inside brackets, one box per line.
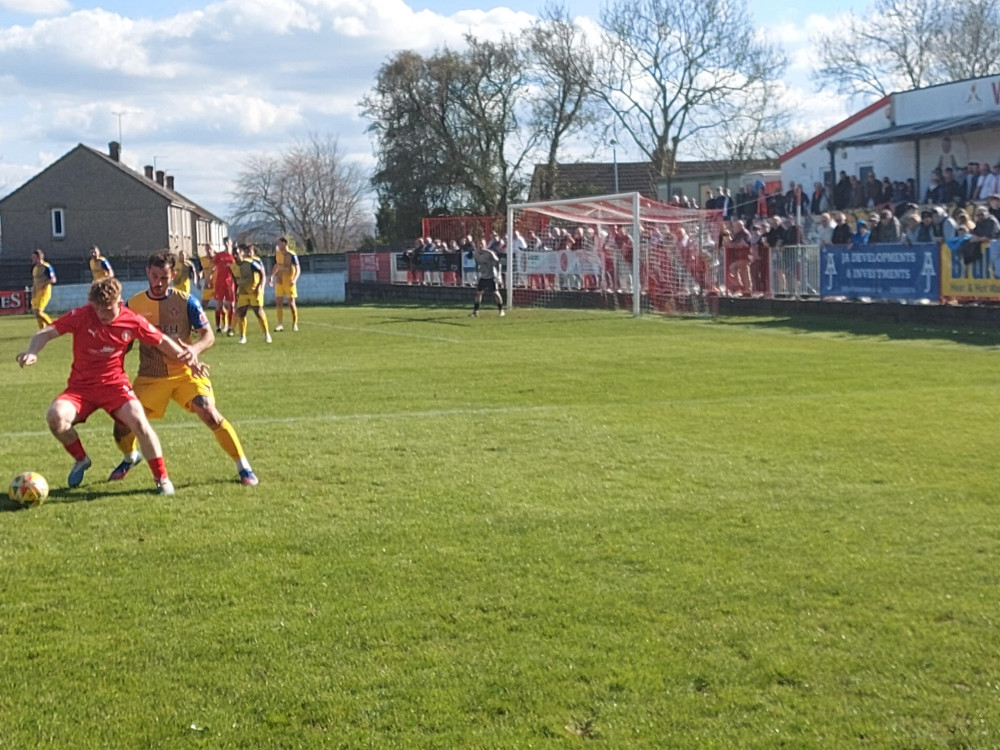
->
[768, 245, 821, 298]
[349, 247, 825, 299]
[717, 244, 821, 298]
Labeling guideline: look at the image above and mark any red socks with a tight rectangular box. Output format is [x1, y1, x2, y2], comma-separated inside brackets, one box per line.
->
[148, 456, 168, 482]
[65, 438, 87, 461]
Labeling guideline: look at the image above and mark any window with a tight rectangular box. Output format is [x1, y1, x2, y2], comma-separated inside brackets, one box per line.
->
[51, 208, 65, 238]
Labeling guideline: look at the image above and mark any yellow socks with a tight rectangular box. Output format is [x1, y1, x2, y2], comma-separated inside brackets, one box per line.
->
[211, 419, 245, 462]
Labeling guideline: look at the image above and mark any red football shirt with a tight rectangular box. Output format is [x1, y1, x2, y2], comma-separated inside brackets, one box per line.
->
[213, 251, 235, 288]
[52, 304, 164, 389]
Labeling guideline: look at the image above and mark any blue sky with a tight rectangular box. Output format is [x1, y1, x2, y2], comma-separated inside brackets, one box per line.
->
[0, 0, 861, 221]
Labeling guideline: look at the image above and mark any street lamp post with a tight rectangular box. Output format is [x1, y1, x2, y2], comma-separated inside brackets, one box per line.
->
[610, 139, 619, 193]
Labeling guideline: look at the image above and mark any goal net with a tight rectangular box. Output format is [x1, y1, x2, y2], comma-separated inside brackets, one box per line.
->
[506, 192, 724, 316]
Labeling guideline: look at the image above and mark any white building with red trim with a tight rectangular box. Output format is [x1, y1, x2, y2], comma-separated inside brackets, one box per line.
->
[780, 75, 1000, 201]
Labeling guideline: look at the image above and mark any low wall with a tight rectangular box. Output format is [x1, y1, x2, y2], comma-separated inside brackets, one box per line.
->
[347, 282, 1000, 328]
[45, 272, 347, 314]
[717, 296, 1000, 327]
[26, 274, 1000, 329]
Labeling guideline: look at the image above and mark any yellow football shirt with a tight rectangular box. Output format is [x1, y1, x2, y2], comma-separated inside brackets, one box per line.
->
[90, 255, 113, 281]
[127, 289, 209, 378]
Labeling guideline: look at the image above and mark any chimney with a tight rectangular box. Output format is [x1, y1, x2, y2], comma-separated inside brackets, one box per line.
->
[109, 141, 121, 162]
[165, 175, 174, 191]
[155, 170, 165, 186]
[144, 165, 154, 180]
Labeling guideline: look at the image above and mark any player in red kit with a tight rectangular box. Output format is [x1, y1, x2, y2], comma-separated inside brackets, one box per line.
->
[212, 236, 237, 335]
[15, 277, 207, 495]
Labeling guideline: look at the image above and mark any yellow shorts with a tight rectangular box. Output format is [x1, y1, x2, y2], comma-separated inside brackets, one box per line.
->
[134, 373, 214, 420]
[174, 279, 191, 296]
[201, 286, 214, 304]
[275, 282, 298, 300]
[32, 287, 51, 312]
[238, 292, 264, 309]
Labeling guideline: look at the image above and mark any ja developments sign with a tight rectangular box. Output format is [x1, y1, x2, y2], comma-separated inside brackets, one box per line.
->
[0, 289, 27, 315]
[820, 243, 940, 301]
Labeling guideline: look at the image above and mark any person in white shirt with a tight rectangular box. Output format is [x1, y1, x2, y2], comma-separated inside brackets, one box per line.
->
[980, 164, 1000, 202]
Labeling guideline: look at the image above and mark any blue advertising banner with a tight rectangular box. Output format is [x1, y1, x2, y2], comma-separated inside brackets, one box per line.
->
[820, 243, 940, 301]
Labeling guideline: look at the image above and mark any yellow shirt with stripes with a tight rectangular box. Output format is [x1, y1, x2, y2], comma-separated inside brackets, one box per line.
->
[199, 255, 215, 303]
[274, 247, 300, 297]
[127, 289, 209, 378]
[90, 255, 113, 282]
[32, 262, 55, 309]
[232, 258, 265, 305]
[174, 260, 196, 295]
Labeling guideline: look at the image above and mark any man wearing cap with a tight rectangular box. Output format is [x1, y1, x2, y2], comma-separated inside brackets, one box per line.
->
[955, 207, 999, 275]
[912, 210, 941, 244]
[970, 206, 1000, 244]
[851, 219, 870, 245]
[939, 207, 959, 244]
[866, 213, 881, 242]
[872, 210, 901, 244]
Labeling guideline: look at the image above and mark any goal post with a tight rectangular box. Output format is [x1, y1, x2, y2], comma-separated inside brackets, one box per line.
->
[505, 192, 723, 316]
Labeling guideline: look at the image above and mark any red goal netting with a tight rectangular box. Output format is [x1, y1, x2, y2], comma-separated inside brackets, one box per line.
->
[506, 193, 724, 315]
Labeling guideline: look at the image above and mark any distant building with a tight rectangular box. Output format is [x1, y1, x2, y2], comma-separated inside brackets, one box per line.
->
[0, 141, 226, 270]
[527, 158, 778, 206]
[528, 161, 659, 202]
[780, 73, 1000, 201]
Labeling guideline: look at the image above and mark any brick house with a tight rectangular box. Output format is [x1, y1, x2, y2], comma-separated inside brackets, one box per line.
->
[0, 141, 226, 277]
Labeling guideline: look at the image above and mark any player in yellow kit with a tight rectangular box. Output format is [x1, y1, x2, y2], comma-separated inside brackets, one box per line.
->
[231, 244, 271, 344]
[30, 249, 57, 329]
[198, 244, 216, 328]
[173, 248, 199, 295]
[109, 251, 259, 486]
[88, 245, 114, 282]
[268, 236, 300, 331]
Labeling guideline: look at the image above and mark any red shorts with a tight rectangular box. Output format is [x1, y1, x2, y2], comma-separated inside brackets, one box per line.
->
[213, 280, 236, 303]
[56, 383, 136, 425]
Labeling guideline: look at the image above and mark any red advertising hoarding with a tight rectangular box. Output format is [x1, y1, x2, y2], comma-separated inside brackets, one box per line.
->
[0, 289, 28, 315]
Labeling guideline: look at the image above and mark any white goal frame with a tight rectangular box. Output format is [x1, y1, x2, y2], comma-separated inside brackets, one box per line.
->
[506, 192, 721, 317]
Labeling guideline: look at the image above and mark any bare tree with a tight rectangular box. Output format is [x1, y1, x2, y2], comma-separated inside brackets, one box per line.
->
[935, 0, 1000, 82]
[525, 3, 598, 201]
[812, 0, 1000, 102]
[229, 153, 286, 237]
[594, 0, 785, 181]
[812, 0, 943, 101]
[691, 79, 795, 164]
[230, 134, 370, 253]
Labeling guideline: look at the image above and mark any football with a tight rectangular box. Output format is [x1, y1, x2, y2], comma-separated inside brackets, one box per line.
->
[9, 472, 49, 507]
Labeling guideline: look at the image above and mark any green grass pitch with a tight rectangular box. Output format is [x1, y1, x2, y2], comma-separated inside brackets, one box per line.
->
[1, 304, 999, 748]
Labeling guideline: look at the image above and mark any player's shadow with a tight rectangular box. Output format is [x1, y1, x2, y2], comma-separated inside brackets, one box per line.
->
[722, 315, 1000, 347]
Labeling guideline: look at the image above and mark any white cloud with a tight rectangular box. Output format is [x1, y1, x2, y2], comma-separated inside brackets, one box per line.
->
[0, 0, 70, 15]
[0, 0, 860, 220]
